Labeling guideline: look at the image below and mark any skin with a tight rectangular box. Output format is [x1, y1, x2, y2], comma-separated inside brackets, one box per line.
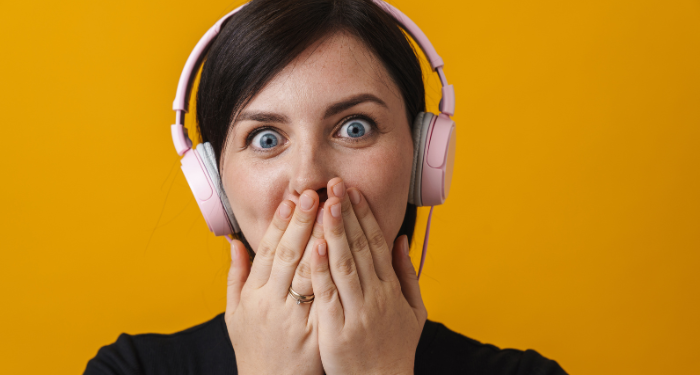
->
[221, 32, 427, 374]
[220, 31, 413, 264]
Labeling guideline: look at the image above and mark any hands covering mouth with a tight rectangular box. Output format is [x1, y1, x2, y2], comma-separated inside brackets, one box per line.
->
[225, 177, 427, 375]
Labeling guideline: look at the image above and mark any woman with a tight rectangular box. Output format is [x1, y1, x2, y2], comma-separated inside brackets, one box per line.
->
[85, 0, 567, 373]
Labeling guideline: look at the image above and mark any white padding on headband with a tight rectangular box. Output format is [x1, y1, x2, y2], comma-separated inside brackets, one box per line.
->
[196, 143, 240, 233]
[408, 112, 433, 206]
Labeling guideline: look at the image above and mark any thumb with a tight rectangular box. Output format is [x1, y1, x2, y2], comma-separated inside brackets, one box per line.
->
[226, 240, 251, 314]
[392, 235, 427, 321]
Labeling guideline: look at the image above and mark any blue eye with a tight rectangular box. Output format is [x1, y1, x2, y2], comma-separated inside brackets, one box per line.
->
[339, 119, 370, 138]
[251, 130, 280, 149]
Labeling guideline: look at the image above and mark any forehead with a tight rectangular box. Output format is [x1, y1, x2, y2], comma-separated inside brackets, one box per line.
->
[245, 31, 402, 111]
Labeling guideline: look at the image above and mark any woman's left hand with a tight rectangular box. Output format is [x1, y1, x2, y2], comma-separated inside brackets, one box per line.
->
[310, 178, 428, 375]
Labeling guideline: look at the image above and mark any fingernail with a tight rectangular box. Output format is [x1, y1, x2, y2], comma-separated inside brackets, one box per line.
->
[332, 181, 345, 199]
[316, 207, 324, 225]
[230, 241, 238, 261]
[317, 242, 327, 256]
[279, 202, 292, 219]
[330, 202, 341, 218]
[348, 189, 360, 205]
[300, 193, 314, 211]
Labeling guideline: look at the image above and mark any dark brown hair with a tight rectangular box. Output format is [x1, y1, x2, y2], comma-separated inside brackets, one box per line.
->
[196, 0, 425, 253]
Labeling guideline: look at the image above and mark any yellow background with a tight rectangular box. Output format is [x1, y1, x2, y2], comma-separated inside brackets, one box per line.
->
[1, 0, 698, 373]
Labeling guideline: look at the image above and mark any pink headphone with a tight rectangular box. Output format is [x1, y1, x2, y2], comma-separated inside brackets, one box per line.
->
[171, 0, 456, 277]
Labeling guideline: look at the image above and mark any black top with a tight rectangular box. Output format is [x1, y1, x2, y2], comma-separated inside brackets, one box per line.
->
[84, 313, 567, 375]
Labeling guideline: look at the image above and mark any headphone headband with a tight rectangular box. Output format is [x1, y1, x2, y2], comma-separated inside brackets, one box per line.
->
[172, 0, 455, 155]
[171, 0, 458, 278]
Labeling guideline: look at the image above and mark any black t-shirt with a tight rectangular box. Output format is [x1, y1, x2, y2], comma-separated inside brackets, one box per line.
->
[84, 313, 567, 375]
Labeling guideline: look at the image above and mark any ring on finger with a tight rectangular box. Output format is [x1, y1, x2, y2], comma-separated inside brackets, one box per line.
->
[288, 285, 315, 305]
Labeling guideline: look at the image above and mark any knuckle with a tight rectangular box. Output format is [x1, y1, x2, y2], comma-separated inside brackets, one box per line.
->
[374, 292, 389, 316]
[330, 223, 345, 238]
[405, 261, 419, 277]
[354, 202, 371, 219]
[341, 197, 353, 212]
[314, 257, 330, 273]
[276, 242, 299, 264]
[349, 232, 368, 252]
[388, 278, 402, 296]
[325, 300, 342, 317]
[295, 261, 312, 280]
[240, 287, 253, 300]
[311, 225, 324, 238]
[256, 240, 276, 260]
[367, 230, 386, 250]
[358, 305, 374, 325]
[227, 278, 239, 288]
[292, 210, 315, 226]
[255, 296, 271, 311]
[271, 216, 288, 232]
[373, 283, 387, 298]
[335, 255, 356, 277]
[317, 285, 338, 303]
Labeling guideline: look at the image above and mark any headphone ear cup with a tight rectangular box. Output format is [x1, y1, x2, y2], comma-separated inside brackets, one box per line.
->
[420, 114, 457, 206]
[179, 146, 231, 236]
[196, 143, 240, 233]
[409, 112, 434, 206]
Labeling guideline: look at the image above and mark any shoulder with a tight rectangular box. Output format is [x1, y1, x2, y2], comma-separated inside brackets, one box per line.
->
[83, 313, 235, 375]
[416, 320, 567, 375]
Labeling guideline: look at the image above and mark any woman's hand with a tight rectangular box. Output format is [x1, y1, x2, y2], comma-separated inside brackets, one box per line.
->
[310, 178, 428, 375]
[225, 191, 325, 375]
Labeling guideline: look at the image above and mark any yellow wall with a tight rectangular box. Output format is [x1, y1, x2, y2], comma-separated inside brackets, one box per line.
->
[1, 0, 698, 373]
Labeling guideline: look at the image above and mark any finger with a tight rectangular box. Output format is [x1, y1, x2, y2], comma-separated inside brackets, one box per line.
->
[289, 206, 325, 302]
[226, 240, 251, 315]
[392, 235, 427, 321]
[269, 190, 319, 297]
[346, 187, 395, 282]
[310, 239, 344, 329]
[328, 178, 378, 287]
[246, 200, 295, 289]
[323, 196, 363, 309]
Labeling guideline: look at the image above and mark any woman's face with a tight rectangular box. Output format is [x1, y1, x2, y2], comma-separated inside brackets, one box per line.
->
[221, 32, 414, 252]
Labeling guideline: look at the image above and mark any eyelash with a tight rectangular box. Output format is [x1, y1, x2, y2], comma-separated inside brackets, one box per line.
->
[243, 114, 378, 151]
[245, 126, 278, 148]
[335, 113, 377, 141]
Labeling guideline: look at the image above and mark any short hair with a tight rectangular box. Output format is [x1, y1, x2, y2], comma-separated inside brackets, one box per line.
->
[196, 0, 425, 255]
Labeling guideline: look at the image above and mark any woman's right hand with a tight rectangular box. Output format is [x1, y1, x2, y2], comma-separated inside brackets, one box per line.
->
[225, 191, 324, 375]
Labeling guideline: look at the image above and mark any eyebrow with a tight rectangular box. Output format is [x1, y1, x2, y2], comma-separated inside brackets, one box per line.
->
[235, 93, 388, 125]
[236, 111, 290, 124]
[323, 93, 388, 119]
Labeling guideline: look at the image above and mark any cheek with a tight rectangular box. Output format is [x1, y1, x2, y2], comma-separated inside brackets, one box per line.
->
[222, 158, 288, 251]
[220, 131, 415, 251]
[343, 139, 414, 243]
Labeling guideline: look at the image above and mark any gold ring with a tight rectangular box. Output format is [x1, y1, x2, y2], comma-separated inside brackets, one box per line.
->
[288, 285, 315, 305]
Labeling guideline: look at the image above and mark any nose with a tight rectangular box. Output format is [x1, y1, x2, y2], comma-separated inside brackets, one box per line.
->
[288, 138, 333, 204]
